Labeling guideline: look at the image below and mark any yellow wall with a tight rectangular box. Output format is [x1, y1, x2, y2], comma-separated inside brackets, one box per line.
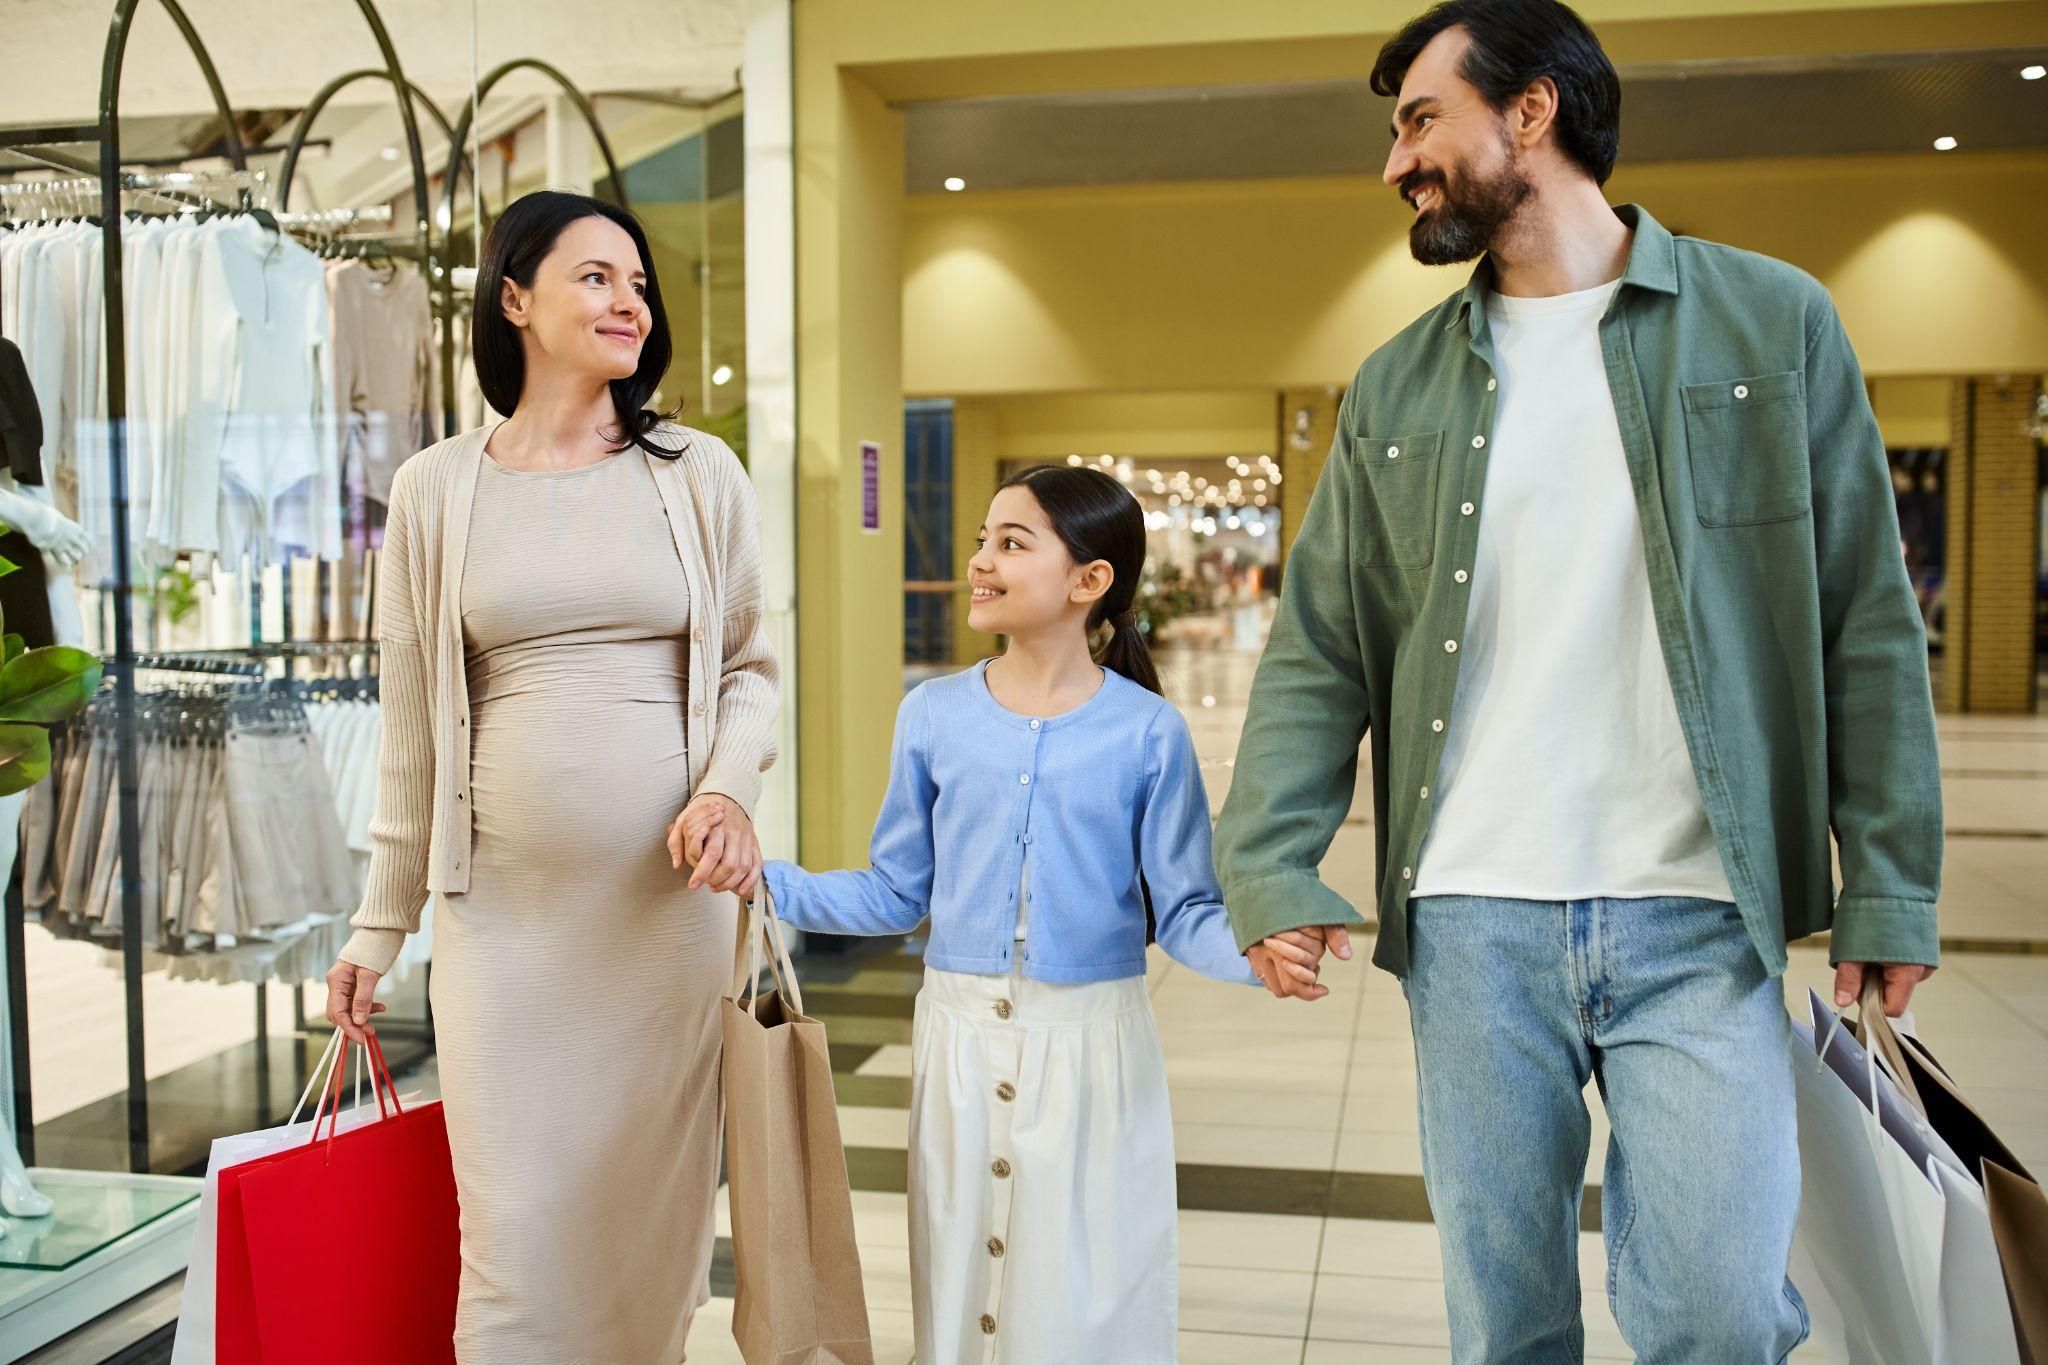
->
[794, 28, 908, 871]
[1873, 376, 1957, 448]
[905, 152, 2048, 395]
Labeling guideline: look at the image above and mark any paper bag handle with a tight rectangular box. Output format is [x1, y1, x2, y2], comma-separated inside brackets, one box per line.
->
[1854, 974, 1927, 1118]
[729, 885, 804, 1018]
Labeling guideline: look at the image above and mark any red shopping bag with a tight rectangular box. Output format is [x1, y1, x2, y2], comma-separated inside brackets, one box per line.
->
[216, 1034, 460, 1364]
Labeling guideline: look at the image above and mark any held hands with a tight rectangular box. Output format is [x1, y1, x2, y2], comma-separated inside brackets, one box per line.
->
[323, 960, 388, 1044]
[1834, 960, 1934, 1017]
[1248, 924, 1354, 1002]
[668, 793, 764, 897]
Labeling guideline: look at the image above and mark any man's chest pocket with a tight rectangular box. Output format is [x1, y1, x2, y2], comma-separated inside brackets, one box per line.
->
[1353, 430, 1444, 567]
[1682, 372, 1811, 527]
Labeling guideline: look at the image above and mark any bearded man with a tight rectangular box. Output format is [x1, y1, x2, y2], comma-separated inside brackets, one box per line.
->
[1216, 2, 1942, 1360]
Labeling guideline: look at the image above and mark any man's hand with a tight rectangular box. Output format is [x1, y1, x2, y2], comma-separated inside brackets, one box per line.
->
[1248, 924, 1354, 1002]
[1834, 960, 1934, 1017]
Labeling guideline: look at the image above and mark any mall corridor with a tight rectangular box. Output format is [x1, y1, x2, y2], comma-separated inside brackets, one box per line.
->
[661, 641, 2048, 1365]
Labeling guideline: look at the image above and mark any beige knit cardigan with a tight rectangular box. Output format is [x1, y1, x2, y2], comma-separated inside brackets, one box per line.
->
[338, 423, 781, 976]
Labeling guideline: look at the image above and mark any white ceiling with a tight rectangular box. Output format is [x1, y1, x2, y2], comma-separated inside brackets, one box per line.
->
[0, 0, 745, 124]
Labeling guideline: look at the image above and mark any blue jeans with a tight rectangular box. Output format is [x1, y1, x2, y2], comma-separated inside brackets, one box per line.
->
[1403, 895, 1809, 1364]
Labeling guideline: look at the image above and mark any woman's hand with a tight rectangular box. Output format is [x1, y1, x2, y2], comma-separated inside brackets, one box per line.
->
[667, 793, 763, 897]
[323, 959, 389, 1044]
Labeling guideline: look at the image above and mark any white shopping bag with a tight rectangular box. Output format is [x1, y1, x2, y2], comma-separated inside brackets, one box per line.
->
[1789, 988, 2020, 1365]
[169, 1033, 421, 1364]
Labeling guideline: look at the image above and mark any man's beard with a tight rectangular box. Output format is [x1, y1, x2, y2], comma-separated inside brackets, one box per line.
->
[1402, 145, 1533, 266]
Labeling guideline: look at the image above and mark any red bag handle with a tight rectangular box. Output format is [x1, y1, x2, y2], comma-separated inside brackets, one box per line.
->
[308, 1032, 408, 1159]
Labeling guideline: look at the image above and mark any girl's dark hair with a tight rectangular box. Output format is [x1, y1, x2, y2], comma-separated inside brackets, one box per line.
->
[472, 190, 685, 459]
[1370, 0, 1622, 186]
[999, 464, 1162, 696]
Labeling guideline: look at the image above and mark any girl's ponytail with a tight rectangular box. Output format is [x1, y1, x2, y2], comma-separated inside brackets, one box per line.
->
[999, 465, 1166, 697]
[1096, 607, 1163, 697]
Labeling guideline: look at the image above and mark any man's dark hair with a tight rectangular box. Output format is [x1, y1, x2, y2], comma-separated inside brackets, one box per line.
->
[1370, 0, 1621, 185]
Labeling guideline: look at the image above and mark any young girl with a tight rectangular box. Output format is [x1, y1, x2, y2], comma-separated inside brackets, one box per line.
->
[754, 464, 1263, 1362]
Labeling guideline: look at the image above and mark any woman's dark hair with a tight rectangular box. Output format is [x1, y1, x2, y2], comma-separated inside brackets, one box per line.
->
[999, 464, 1162, 697]
[1370, 0, 1621, 185]
[472, 190, 685, 459]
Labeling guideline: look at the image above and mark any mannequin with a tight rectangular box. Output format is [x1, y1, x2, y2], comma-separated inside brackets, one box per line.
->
[0, 477, 90, 1231]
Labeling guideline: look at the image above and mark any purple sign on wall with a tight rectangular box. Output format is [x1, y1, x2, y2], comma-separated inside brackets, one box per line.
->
[861, 441, 881, 533]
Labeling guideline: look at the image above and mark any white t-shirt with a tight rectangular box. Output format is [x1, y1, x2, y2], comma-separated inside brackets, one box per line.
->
[1413, 280, 1734, 905]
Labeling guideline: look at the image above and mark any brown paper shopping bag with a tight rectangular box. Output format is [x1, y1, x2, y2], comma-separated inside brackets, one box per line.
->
[721, 888, 875, 1365]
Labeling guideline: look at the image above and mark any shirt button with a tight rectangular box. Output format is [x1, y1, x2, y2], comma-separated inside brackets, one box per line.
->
[994, 1000, 1013, 1020]
[1461, 502, 1475, 516]
[692, 700, 706, 717]
[996, 1082, 1016, 1102]
[981, 1315, 998, 1336]
[1734, 384, 1750, 399]
[1401, 867, 1413, 880]
[1029, 718, 1041, 730]
[1432, 719, 1445, 732]
[1455, 570, 1469, 584]
[988, 1236, 1006, 1258]
[1472, 435, 1486, 449]
[992, 1158, 1011, 1178]
[1387, 445, 1401, 459]
[1420, 787, 1430, 799]
[1023, 834, 1033, 845]
[1444, 640, 1458, 654]
[1019, 773, 1031, 786]
[1486, 378, 1497, 392]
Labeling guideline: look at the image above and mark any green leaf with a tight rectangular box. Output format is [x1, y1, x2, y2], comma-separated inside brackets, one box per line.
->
[0, 723, 51, 796]
[2, 636, 21, 665]
[0, 647, 104, 723]
[0, 555, 17, 580]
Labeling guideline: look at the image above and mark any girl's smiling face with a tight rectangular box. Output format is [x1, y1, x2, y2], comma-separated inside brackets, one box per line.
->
[966, 485, 1109, 637]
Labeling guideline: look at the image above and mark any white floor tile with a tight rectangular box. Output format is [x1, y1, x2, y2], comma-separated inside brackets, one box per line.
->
[1307, 1272, 1452, 1346]
[1178, 1210, 1325, 1272]
[1304, 1345, 1452, 1364]
[1177, 1329, 1306, 1364]
[1173, 1083, 1347, 1128]
[1179, 1265, 1316, 1337]
[1177, 1121, 1343, 1171]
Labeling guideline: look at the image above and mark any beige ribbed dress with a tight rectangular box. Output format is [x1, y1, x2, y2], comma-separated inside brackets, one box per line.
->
[433, 448, 733, 1361]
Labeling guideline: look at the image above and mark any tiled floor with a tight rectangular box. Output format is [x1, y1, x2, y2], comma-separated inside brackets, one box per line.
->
[28, 636, 2048, 1363]
[672, 642, 2048, 1363]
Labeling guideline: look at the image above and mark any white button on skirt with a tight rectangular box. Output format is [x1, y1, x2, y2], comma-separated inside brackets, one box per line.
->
[909, 962, 1179, 1364]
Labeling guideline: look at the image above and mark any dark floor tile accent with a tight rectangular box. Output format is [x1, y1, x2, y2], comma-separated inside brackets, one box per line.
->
[846, 1145, 911, 1193]
[850, 1147, 1603, 1230]
[1947, 828, 2048, 840]
[803, 989, 919, 1020]
[1941, 769, 2048, 780]
[711, 1235, 735, 1298]
[829, 1042, 883, 1074]
[1802, 931, 2048, 958]
[831, 1073, 914, 1109]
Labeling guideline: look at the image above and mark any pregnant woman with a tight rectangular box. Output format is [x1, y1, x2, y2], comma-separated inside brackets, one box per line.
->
[322, 190, 779, 1361]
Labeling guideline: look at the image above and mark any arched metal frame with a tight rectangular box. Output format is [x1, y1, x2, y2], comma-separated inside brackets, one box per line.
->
[277, 68, 455, 210]
[435, 57, 631, 427]
[88, 0, 442, 1175]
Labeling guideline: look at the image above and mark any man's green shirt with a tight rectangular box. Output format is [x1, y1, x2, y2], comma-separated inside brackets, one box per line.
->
[1216, 206, 1941, 977]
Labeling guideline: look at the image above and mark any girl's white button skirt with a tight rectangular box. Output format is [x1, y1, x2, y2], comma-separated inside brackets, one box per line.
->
[908, 962, 1178, 1363]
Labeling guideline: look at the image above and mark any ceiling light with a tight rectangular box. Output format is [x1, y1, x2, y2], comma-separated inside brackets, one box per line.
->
[2023, 65, 2046, 81]
[1933, 135, 1959, 152]
[379, 146, 401, 162]
[711, 364, 733, 386]
[1067, 454, 1083, 466]
[944, 177, 966, 192]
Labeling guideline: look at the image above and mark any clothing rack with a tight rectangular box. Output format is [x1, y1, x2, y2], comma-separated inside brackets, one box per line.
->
[0, 0, 440, 1177]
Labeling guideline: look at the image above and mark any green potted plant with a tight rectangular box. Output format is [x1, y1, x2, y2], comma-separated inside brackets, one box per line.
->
[0, 533, 103, 795]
